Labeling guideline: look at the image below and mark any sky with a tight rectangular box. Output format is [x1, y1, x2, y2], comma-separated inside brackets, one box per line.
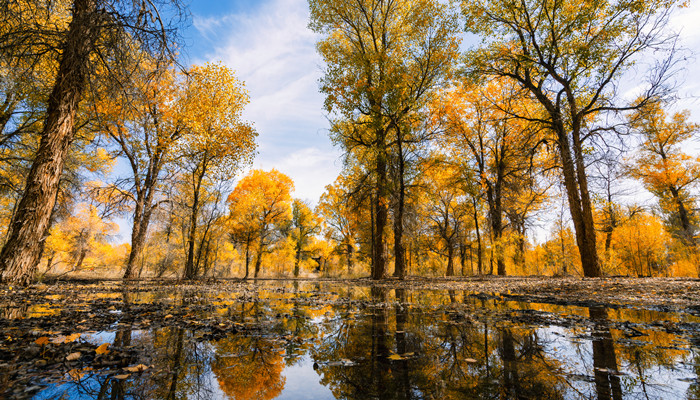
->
[182, 0, 341, 204]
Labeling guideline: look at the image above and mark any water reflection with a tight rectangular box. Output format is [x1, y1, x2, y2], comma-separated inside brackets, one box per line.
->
[0, 282, 698, 399]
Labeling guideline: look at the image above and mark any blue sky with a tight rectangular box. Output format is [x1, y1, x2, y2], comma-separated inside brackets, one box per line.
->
[180, 0, 342, 204]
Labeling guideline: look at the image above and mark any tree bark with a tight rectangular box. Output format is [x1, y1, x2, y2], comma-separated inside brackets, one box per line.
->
[472, 198, 483, 275]
[0, 0, 99, 285]
[184, 163, 206, 280]
[372, 147, 388, 280]
[346, 242, 353, 274]
[558, 126, 601, 277]
[446, 244, 454, 276]
[294, 247, 301, 277]
[393, 126, 406, 280]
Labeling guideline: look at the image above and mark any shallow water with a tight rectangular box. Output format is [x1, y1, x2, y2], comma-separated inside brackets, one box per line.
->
[1, 281, 699, 399]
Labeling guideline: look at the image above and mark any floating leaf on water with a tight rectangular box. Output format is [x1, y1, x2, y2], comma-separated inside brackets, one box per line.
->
[388, 354, 404, 360]
[66, 352, 81, 361]
[95, 343, 110, 355]
[114, 374, 130, 380]
[124, 364, 148, 373]
[465, 358, 478, 363]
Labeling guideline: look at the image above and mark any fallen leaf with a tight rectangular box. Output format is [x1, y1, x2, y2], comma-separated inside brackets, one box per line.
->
[66, 352, 81, 361]
[95, 343, 110, 355]
[114, 374, 130, 380]
[465, 358, 477, 363]
[124, 364, 148, 373]
[388, 354, 404, 360]
[34, 337, 49, 346]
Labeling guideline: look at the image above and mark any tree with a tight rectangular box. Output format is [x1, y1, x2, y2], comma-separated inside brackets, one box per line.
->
[420, 162, 471, 276]
[436, 79, 543, 275]
[463, 0, 682, 277]
[227, 169, 293, 279]
[177, 63, 257, 280]
[0, 0, 184, 285]
[42, 202, 119, 275]
[289, 199, 322, 277]
[628, 103, 700, 247]
[309, 0, 461, 279]
[96, 62, 185, 279]
[317, 176, 358, 274]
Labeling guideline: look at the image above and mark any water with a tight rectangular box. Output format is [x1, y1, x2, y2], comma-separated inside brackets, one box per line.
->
[1, 281, 699, 399]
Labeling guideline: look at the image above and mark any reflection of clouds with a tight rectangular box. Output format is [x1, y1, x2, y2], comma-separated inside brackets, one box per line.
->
[192, 0, 340, 203]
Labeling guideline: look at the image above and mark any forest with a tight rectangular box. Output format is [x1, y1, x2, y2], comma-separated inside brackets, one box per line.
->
[4, 1, 700, 400]
[0, 0, 698, 286]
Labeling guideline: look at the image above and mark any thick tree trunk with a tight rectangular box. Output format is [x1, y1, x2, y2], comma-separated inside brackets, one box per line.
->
[446, 244, 454, 276]
[487, 169, 506, 275]
[294, 248, 301, 277]
[0, 0, 99, 285]
[124, 199, 150, 279]
[184, 196, 199, 279]
[558, 128, 601, 277]
[346, 242, 353, 274]
[670, 186, 694, 244]
[74, 247, 87, 271]
[243, 240, 250, 279]
[184, 167, 205, 280]
[473, 198, 483, 275]
[254, 240, 264, 278]
[373, 149, 388, 280]
[393, 129, 406, 280]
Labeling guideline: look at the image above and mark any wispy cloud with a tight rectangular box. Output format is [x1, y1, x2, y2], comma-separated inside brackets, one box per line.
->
[192, 0, 341, 202]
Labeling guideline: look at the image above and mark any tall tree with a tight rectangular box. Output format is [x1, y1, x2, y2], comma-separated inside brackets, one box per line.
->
[628, 103, 699, 247]
[436, 79, 542, 275]
[289, 199, 322, 277]
[0, 0, 183, 285]
[96, 63, 185, 279]
[177, 63, 257, 280]
[227, 169, 293, 279]
[463, 0, 682, 277]
[318, 176, 358, 275]
[309, 0, 460, 279]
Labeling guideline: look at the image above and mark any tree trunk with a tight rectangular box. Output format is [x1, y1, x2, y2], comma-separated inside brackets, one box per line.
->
[558, 126, 601, 277]
[0, 0, 99, 285]
[124, 200, 150, 279]
[373, 149, 388, 280]
[254, 240, 264, 278]
[184, 169, 204, 280]
[346, 242, 353, 274]
[670, 186, 694, 245]
[74, 247, 87, 271]
[393, 127, 406, 280]
[473, 198, 483, 275]
[446, 244, 454, 276]
[294, 248, 301, 277]
[243, 240, 250, 279]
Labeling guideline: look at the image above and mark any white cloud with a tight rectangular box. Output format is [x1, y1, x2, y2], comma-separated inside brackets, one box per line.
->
[192, 0, 341, 203]
[255, 147, 343, 203]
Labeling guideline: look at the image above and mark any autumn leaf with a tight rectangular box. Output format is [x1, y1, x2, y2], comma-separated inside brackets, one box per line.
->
[66, 352, 81, 361]
[34, 336, 49, 346]
[124, 364, 148, 373]
[95, 343, 110, 355]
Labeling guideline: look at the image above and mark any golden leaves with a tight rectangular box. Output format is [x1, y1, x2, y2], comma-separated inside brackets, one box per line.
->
[95, 343, 110, 355]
